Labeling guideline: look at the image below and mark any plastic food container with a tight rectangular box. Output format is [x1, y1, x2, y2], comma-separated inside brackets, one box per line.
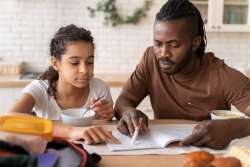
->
[0, 115, 53, 154]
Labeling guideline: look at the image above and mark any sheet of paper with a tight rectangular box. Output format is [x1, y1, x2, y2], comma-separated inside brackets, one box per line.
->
[75, 124, 231, 155]
[107, 124, 195, 151]
[107, 129, 160, 151]
[75, 141, 226, 155]
[76, 124, 250, 155]
[150, 124, 195, 147]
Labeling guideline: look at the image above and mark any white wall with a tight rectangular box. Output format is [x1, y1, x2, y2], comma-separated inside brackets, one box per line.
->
[206, 32, 250, 73]
[0, 0, 249, 75]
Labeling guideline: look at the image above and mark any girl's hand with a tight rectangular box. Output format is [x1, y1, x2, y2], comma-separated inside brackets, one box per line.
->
[69, 126, 120, 145]
[90, 98, 114, 120]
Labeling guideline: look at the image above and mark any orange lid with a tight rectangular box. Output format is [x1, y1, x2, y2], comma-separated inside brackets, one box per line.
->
[0, 115, 53, 141]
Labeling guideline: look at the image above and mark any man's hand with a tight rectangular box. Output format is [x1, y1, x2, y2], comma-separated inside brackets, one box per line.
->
[182, 120, 233, 150]
[117, 109, 149, 136]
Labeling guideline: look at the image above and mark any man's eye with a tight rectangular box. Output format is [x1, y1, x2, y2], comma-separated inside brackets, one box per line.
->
[154, 42, 162, 47]
[170, 43, 179, 48]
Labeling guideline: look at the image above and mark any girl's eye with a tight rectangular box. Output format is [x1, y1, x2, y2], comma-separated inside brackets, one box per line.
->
[87, 58, 94, 65]
[70, 62, 79, 65]
[87, 61, 94, 65]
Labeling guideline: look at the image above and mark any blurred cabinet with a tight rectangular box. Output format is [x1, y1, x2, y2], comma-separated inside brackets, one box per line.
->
[0, 88, 22, 115]
[191, 0, 250, 32]
[190, 0, 209, 24]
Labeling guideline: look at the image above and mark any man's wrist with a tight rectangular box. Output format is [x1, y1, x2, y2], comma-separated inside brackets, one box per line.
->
[114, 107, 137, 120]
[226, 119, 250, 139]
[240, 119, 250, 137]
[114, 108, 123, 120]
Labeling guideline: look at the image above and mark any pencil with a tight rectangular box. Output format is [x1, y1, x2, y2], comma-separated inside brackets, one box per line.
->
[131, 117, 143, 144]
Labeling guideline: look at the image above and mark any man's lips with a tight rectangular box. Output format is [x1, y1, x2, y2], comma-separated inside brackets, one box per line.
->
[159, 59, 174, 70]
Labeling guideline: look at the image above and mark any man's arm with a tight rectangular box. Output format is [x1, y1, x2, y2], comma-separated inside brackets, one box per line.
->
[114, 48, 153, 136]
[182, 97, 250, 150]
[243, 105, 250, 116]
[182, 119, 250, 149]
[114, 89, 149, 136]
[183, 62, 250, 149]
[114, 90, 140, 120]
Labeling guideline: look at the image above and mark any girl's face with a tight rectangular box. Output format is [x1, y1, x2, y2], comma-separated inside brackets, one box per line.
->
[52, 41, 94, 88]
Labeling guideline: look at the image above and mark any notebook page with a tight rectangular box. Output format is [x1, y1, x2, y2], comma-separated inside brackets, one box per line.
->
[107, 129, 160, 151]
[151, 124, 195, 147]
[107, 124, 195, 151]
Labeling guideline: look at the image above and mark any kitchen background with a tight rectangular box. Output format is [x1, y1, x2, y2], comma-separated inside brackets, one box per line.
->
[0, 0, 250, 117]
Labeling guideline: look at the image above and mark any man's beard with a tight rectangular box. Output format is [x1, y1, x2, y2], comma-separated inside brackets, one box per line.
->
[158, 46, 193, 75]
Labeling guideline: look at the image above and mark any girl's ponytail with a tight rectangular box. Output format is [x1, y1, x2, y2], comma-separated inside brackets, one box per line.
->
[39, 66, 59, 98]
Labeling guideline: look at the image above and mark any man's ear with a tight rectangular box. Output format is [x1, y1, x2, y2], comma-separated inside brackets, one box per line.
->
[50, 56, 59, 71]
[192, 36, 202, 51]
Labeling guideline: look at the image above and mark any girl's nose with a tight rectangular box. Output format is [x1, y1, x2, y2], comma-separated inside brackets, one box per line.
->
[79, 63, 87, 73]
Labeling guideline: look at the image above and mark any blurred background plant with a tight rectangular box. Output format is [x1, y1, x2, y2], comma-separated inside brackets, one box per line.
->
[87, 0, 152, 26]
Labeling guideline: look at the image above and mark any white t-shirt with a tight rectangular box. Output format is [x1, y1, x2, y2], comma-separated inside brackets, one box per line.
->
[22, 78, 113, 120]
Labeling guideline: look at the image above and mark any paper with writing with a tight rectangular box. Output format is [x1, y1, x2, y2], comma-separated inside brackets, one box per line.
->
[107, 124, 195, 151]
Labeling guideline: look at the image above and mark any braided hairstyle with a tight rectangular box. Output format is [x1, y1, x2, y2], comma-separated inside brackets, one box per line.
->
[39, 24, 94, 99]
[155, 0, 207, 59]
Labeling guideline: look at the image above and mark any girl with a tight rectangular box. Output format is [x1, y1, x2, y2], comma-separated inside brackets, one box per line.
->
[9, 24, 118, 144]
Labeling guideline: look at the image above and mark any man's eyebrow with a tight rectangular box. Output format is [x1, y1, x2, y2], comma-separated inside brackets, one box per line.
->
[154, 39, 161, 43]
[154, 39, 179, 44]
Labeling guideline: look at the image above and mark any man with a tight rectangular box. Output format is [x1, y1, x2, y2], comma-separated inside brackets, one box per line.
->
[114, 0, 250, 150]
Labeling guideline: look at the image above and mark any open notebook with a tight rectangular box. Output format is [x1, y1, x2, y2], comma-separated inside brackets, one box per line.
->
[107, 124, 195, 151]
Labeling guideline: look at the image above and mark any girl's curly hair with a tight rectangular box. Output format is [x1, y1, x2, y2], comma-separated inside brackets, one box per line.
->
[39, 24, 94, 98]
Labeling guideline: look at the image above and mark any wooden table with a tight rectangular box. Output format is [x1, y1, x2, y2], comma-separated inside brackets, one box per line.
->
[94, 119, 197, 167]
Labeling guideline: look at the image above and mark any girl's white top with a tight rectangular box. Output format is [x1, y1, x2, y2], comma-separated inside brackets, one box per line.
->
[22, 78, 113, 120]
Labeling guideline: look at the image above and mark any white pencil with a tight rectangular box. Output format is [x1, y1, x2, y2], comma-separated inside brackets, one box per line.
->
[131, 117, 143, 145]
[131, 127, 140, 144]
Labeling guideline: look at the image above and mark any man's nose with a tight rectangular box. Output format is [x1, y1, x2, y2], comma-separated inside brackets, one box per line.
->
[159, 45, 171, 58]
